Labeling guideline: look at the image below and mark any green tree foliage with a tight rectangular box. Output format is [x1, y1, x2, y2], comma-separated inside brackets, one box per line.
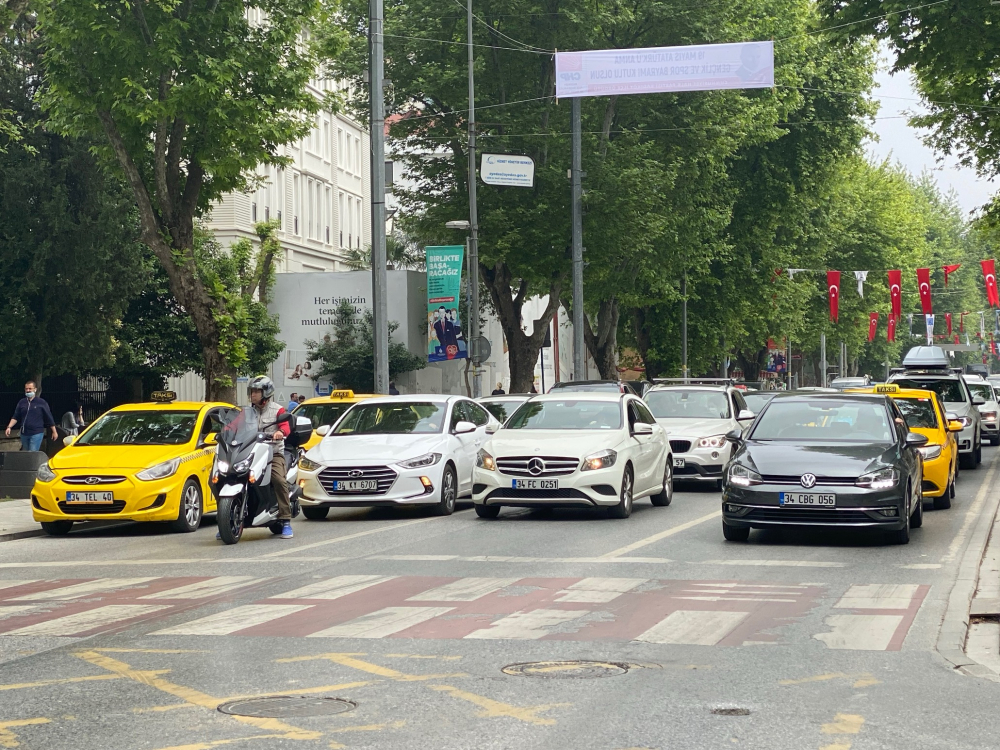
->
[306, 300, 426, 392]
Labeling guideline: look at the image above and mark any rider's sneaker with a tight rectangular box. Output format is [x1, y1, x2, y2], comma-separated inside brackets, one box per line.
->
[215, 531, 221, 540]
[280, 521, 293, 539]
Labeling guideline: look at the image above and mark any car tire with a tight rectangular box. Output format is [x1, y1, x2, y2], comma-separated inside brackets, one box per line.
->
[910, 487, 923, 528]
[475, 504, 500, 519]
[41, 521, 73, 536]
[935, 482, 953, 510]
[976, 441, 983, 465]
[608, 465, 634, 519]
[715, 478, 724, 492]
[302, 506, 330, 521]
[960, 450, 976, 470]
[722, 521, 750, 542]
[991, 435, 1000, 446]
[170, 478, 203, 533]
[651, 462, 673, 507]
[887, 490, 911, 545]
[434, 464, 457, 516]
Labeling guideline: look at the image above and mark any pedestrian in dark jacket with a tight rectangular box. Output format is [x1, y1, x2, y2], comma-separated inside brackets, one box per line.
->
[5, 380, 57, 451]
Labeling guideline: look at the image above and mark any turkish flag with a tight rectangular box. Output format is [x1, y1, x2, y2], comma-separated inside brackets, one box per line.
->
[943, 263, 961, 286]
[955, 334, 960, 344]
[827, 271, 841, 323]
[946, 312, 953, 335]
[887, 270, 902, 320]
[887, 315, 896, 342]
[982, 259, 1000, 307]
[868, 312, 878, 342]
[916, 268, 933, 314]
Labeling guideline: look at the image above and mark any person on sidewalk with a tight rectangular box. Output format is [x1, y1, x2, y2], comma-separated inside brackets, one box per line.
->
[60, 403, 86, 436]
[286, 393, 298, 411]
[389, 381, 400, 396]
[5, 381, 57, 451]
[492, 382, 505, 395]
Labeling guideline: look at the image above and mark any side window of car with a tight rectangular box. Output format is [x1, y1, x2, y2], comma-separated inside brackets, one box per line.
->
[466, 402, 490, 426]
[626, 400, 640, 429]
[732, 391, 747, 415]
[450, 402, 469, 431]
[890, 402, 908, 439]
[200, 409, 220, 439]
[636, 402, 656, 425]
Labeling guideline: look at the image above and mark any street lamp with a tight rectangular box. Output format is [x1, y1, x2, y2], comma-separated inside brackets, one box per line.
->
[447, 219, 479, 397]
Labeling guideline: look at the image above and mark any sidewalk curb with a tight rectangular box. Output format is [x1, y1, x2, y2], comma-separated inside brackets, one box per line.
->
[0, 528, 45, 543]
[0, 520, 131, 543]
[937, 453, 1000, 674]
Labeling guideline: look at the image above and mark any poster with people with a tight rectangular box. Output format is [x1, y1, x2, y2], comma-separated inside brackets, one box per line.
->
[425, 245, 468, 362]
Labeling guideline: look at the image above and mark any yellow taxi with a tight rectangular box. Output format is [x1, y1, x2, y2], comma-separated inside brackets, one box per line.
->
[849, 384, 961, 508]
[31, 392, 232, 536]
[292, 390, 377, 449]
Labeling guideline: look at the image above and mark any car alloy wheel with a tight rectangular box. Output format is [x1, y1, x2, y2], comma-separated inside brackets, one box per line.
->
[170, 479, 202, 533]
[651, 461, 672, 506]
[435, 465, 457, 516]
[609, 465, 634, 519]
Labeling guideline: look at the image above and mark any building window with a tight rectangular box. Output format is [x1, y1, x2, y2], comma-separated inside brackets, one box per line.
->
[355, 137, 361, 175]
[264, 206, 270, 221]
[340, 230, 343, 246]
[294, 216, 299, 235]
[326, 226, 330, 243]
[323, 121, 330, 159]
[251, 202, 257, 222]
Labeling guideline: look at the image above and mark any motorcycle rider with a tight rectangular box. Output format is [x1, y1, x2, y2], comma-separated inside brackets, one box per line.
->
[246, 375, 293, 539]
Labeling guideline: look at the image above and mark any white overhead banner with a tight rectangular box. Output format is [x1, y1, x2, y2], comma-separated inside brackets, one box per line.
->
[555, 41, 774, 99]
[480, 153, 535, 187]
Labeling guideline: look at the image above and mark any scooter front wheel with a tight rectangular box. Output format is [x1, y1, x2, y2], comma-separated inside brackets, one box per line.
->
[217, 494, 245, 545]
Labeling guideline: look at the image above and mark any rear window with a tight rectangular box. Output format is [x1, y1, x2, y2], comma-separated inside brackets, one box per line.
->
[895, 398, 939, 430]
[968, 383, 995, 402]
[892, 378, 966, 403]
[293, 402, 352, 429]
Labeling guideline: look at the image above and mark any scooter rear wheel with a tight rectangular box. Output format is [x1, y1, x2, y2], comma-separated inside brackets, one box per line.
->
[269, 521, 284, 535]
[217, 494, 245, 545]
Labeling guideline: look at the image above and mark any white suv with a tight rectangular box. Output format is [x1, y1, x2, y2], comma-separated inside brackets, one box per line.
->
[643, 384, 755, 489]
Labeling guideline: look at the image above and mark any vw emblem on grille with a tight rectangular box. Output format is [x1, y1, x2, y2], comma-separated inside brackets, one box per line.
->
[348, 469, 364, 478]
[800, 473, 817, 489]
[527, 458, 545, 476]
[85, 476, 100, 485]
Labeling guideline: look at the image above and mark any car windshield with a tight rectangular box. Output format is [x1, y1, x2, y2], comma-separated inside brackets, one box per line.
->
[480, 398, 529, 423]
[893, 377, 967, 403]
[742, 393, 776, 412]
[645, 390, 731, 419]
[76, 411, 198, 446]
[294, 402, 352, 429]
[895, 397, 939, 429]
[506, 399, 623, 430]
[968, 383, 994, 402]
[333, 403, 445, 434]
[551, 382, 621, 393]
[750, 400, 894, 442]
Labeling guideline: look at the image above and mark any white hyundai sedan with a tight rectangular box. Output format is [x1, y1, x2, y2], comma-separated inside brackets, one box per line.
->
[473, 393, 672, 519]
[297, 396, 499, 518]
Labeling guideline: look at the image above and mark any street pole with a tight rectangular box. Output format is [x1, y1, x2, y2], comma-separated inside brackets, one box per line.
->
[840, 341, 846, 378]
[466, 0, 481, 398]
[681, 270, 688, 383]
[369, 0, 388, 394]
[820, 333, 827, 387]
[571, 96, 585, 381]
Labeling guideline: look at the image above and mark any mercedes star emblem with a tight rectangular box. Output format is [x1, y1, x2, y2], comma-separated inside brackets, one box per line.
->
[800, 473, 817, 489]
[527, 458, 545, 476]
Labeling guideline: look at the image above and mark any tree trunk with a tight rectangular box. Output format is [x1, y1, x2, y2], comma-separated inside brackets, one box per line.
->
[631, 306, 663, 380]
[579, 297, 619, 379]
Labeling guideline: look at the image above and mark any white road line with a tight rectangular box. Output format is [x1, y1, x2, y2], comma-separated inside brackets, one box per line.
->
[308, 606, 454, 638]
[699, 560, 847, 568]
[407, 578, 520, 602]
[687, 583, 811, 589]
[153, 604, 313, 636]
[813, 614, 904, 650]
[5, 605, 170, 636]
[275, 575, 397, 600]
[900, 564, 942, 570]
[599, 511, 722, 559]
[943, 451, 1000, 564]
[0, 606, 39, 621]
[465, 609, 588, 640]
[555, 578, 647, 603]
[370, 555, 674, 564]
[263, 515, 462, 559]
[833, 584, 921, 610]
[138, 576, 261, 600]
[635, 610, 749, 645]
[676, 596, 797, 603]
[10, 578, 158, 601]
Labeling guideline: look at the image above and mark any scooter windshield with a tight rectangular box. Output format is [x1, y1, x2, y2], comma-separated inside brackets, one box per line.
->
[216, 408, 261, 462]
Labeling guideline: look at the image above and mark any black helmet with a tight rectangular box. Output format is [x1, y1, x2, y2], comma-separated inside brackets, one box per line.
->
[247, 375, 275, 401]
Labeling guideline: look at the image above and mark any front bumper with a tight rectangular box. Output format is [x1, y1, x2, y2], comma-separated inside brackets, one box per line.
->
[473, 465, 622, 508]
[958, 424, 977, 453]
[721, 482, 907, 530]
[298, 461, 443, 507]
[920, 453, 952, 498]
[31, 474, 188, 523]
[670, 441, 730, 480]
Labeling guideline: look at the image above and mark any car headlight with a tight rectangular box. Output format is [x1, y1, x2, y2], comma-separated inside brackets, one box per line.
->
[728, 464, 762, 486]
[299, 456, 322, 472]
[698, 434, 727, 449]
[136, 457, 180, 482]
[581, 449, 617, 471]
[917, 444, 942, 460]
[856, 467, 898, 490]
[397, 453, 442, 469]
[37, 461, 56, 483]
[956, 416, 973, 428]
[476, 449, 496, 471]
[982, 411, 998, 421]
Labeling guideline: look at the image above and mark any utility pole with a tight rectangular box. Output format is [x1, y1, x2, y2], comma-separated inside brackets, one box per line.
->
[466, 0, 481, 398]
[369, 0, 388, 393]
[820, 333, 827, 387]
[681, 270, 688, 383]
[571, 96, 585, 381]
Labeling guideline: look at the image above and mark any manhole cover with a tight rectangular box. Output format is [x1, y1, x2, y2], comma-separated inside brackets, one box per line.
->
[217, 696, 356, 718]
[711, 707, 751, 716]
[502, 660, 630, 678]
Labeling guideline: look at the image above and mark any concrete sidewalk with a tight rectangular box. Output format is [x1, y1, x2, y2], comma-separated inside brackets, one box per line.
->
[0, 498, 44, 541]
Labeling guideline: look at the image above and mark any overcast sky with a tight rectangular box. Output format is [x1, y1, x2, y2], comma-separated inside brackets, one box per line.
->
[866, 57, 996, 217]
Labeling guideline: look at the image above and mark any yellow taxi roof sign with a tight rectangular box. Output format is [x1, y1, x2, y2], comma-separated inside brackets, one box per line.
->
[150, 390, 177, 403]
[874, 384, 900, 394]
[330, 390, 356, 399]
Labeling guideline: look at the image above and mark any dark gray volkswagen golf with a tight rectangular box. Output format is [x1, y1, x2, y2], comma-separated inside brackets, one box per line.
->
[721, 393, 927, 545]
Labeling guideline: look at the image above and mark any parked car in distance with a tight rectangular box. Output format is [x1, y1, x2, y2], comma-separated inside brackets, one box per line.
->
[830, 376, 871, 390]
[477, 394, 532, 424]
[965, 378, 1000, 446]
[549, 380, 644, 396]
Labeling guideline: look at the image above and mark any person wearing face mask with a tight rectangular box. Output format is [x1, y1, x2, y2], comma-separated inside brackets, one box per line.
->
[5, 381, 57, 451]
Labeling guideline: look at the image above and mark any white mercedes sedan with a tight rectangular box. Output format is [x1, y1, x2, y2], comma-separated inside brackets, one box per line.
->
[297, 395, 499, 518]
[472, 392, 672, 519]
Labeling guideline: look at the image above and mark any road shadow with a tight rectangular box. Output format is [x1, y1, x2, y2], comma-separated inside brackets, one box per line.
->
[748, 524, 919, 548]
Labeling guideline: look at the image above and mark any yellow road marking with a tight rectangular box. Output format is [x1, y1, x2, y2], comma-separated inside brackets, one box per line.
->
[822, 714, 865, 734]
[0, 674, 123, 692]
[330, 720, 406, 733]
[153, 735, 293, 750]
[383, 654, 463, 660]
[779, 673, 880, 689]
[599, 510, 722, 558]
[276, 653, 465, 682]
[134, 682, 375, 714]
[819, 745, 852, 750]
[0, 718, 50, 749]
[90, 648, 209, 654]
[74, 651, 320, 741]
[429, 684, 569, 725]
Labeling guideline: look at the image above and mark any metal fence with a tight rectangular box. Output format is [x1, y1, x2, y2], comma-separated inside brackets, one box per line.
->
[0, 375, 134, 429]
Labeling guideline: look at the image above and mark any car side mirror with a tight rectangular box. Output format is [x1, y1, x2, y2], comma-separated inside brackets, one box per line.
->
[905, 432, 929, 447]
[62, 435, 76, 447]
[632, 422, 653, 436]
[948, 420, 964, 433]
[485, 424, 499, 435]
[725, 428, 744, 443]
[974, 397, 986, 406]
[737, 409, 755, 421]
[454, 420, 477, 434]
[200, 432, 218, 447]
[315, 424, 331, 437]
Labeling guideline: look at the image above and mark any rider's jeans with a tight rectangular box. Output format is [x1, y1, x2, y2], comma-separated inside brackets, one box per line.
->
[271, 451, 291, 520]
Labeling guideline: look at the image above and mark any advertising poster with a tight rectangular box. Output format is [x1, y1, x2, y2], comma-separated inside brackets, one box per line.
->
[426, 245, 467, 362]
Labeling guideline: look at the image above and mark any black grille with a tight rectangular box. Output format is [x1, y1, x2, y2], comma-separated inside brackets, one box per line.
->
[318, 466, 396, 496]
[675, 463, 723, 477]
[495, 456, 579, 477]
[760, 475, 857, 486]
[63, 475, 127, 485]
[669, 440, 692, 453]
[921, 480, 940, 493]
[485, 488, 592, 501]
[57, 500, 126, 514]
[742, 507, 893, 525]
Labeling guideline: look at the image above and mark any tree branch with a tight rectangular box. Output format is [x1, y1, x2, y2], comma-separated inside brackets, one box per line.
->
[130, 3, 154, 46]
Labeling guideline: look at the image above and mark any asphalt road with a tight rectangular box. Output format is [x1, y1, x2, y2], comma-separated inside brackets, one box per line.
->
[1, 448, 999, 750]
